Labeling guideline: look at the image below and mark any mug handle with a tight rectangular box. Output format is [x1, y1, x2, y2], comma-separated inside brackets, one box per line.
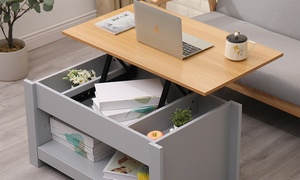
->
[248, 40, 256, 54]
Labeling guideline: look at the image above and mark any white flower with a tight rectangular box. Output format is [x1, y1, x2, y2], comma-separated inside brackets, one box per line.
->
[63, 69, 96, 87]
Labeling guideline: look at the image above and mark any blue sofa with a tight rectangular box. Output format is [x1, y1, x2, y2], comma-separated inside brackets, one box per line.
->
[193, 0, 300, 117]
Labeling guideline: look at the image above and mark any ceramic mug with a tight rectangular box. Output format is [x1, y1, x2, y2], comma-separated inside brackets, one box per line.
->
[225, 32, 256, 61]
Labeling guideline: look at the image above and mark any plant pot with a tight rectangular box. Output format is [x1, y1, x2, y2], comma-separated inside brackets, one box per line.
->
[0, 39, 28, 81]
[169, 124, 179, 132]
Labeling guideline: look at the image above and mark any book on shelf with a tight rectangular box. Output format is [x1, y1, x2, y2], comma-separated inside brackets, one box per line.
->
[103, 151, 144, 180]
[50, 116, 101, 147]
[95, 11, 135, 35]
[52, 134, 115, 162]
[50, 117, 115, 162]
[50, 125, 112, 153]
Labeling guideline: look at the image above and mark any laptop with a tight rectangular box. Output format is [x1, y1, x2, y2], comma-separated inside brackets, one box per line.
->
[134, 0, 214, 60]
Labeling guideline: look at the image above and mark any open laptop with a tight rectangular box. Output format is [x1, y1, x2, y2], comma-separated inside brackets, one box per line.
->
[134, 0, 214, 60]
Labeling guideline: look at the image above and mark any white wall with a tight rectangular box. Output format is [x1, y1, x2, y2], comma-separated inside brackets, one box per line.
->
[1, 0, 97, 50]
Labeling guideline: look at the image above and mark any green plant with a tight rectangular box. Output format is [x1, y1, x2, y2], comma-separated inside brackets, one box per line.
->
[0, 0, 55, 52]
[137, 164, 149, 180]
[171, 107, 192, 127]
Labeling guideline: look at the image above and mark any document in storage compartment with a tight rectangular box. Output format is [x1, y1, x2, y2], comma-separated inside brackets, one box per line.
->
[93, 98, 157, 122]
[94, 78, 163, 111]
[103, 151, 144, 180]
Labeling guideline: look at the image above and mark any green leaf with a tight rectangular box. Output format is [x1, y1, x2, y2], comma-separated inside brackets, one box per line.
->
[33, 2, 41, 13]
[43, 0, 54, 6]
[4, 13, 10, 23]
[11, 0, 24, 2]
[28, 0, 37, 7]
[11, 2, 20, 12]
[43, 4, 53, 11]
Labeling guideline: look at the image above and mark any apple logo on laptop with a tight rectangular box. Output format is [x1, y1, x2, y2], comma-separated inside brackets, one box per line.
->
[153, 25, 159, 33]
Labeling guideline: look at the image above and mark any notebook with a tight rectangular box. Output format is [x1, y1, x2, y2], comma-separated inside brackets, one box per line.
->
[134, 0, 214, 60]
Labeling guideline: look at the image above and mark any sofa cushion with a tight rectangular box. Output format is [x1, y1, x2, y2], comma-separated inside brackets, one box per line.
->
[193, 12, 300, 107]
[215, 0, 300, 41]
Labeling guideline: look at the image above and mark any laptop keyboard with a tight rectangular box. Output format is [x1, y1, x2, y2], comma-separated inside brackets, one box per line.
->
[182, 41, 202, 57]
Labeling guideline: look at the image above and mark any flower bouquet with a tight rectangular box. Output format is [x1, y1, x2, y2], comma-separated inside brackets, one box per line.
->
[63, 69, 96, 87]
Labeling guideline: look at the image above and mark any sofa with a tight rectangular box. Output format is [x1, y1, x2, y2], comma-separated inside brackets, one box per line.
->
[192, 0, 300, 117]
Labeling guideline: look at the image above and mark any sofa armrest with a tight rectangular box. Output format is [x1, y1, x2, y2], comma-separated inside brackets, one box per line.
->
[208, 0, 217, 11]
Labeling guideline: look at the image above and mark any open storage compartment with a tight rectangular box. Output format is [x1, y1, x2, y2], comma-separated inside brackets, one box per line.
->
[38, 55, 126, 95]
[130, 93, 241, 180]
[24, 55, 241, 180]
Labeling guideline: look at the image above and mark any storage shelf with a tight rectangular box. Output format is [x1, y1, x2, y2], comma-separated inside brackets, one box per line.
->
[38, 140, 113, 180]
[24, 55, 241, 180]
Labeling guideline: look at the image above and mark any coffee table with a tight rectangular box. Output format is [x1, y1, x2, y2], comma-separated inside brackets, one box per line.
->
[24, 4, 283, 180]
[63, 4, 282, 100]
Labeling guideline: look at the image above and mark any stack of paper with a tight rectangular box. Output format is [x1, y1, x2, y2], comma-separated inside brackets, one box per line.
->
[93, 78, 163, 123]
[50, 116, 115, 162]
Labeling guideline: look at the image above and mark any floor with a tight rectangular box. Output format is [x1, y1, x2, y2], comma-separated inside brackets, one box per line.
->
[0, 39, 102, 180]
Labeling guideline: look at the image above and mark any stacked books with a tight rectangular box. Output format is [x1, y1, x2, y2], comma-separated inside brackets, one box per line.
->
[93, 78, 163, 123]
[50, 116, 115, 162]
[103, 151, 144, 180]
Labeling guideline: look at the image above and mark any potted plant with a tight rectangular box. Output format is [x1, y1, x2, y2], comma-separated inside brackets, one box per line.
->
[170, 107, 192, 131]
[0, 0, 55, 81]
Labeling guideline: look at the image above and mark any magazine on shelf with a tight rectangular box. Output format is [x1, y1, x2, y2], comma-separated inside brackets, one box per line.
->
[52, 134, 115, 162]
[50, 116, 101, 147]
[103, 151, 144, 180]
[95, 11, 135, 35]
[50, 125, 113, 154]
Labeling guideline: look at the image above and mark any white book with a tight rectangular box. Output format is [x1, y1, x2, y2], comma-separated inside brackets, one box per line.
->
[52, 134, 115, 162]
[94, 78, 163, 111]
[50, 126, 113, 154]
[92, 99, 139, 126]
[50, 116, 101, 147]
[93, 97, 156, 122]
[95, 11, 135, 35]
[101, 105, 157, 122]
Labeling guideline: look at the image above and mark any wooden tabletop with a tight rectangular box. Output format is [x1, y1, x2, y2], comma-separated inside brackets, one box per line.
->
[63, 4, 283, 96]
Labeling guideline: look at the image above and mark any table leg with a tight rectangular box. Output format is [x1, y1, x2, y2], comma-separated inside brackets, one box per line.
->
[117, 59, 137, 79]
[158, 81, 191, 108]
[99, 56, 187, 109]
[158, 80, 171, 108]
[99, 55, 113, 83]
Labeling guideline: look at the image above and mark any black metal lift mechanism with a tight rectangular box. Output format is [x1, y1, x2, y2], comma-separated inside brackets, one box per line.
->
[99, 55, 190, 108]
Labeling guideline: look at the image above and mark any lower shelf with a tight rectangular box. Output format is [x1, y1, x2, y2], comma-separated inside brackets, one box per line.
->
[38, 140, 113, 180]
